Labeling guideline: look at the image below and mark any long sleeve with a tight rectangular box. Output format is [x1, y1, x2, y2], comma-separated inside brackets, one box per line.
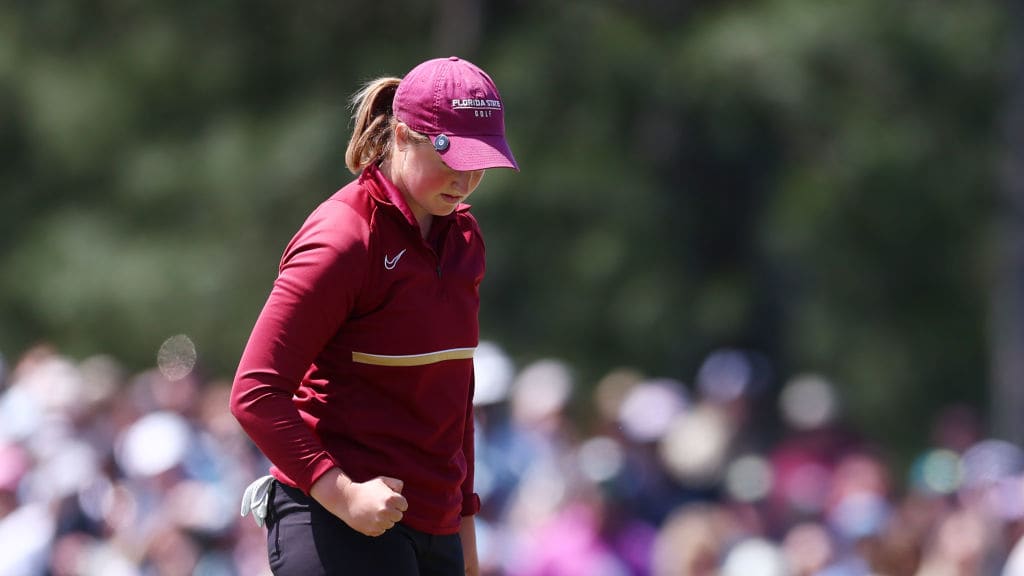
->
[229, 199, 369, 492]
[461, 367, 481, 516]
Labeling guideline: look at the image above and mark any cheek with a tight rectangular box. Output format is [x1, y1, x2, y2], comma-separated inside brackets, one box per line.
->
[402, 154, 445, 191]
[409, 167, 450, 195]
[411, 149, 450, 182]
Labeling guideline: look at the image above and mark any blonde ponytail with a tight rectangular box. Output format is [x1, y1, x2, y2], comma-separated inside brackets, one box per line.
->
[345, 77, 402, 174]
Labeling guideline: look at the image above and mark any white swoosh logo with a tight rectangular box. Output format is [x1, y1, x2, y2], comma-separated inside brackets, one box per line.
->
[384, 249, 407, 270]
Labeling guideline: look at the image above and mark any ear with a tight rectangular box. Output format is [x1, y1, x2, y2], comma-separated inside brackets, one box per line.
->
[393, 122, 412, 151]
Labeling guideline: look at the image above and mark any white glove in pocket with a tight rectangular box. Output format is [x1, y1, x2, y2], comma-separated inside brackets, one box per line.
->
[240, 475, 276, 528]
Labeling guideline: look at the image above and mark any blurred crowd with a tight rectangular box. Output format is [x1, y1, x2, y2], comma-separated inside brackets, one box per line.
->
[2, 337, 1024, 576]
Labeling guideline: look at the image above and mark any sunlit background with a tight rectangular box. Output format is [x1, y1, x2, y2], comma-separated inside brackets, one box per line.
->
[2, 1, 1024, 575]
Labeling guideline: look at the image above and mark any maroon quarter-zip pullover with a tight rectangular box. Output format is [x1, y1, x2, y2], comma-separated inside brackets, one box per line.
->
[230, 163, 482, 535]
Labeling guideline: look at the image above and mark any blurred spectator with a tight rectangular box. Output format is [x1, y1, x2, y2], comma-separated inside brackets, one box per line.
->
[1, 339, 1023, 575]
[651, 502, 738, 576]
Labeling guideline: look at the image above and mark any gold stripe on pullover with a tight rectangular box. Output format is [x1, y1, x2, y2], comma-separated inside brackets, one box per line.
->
[351, 347, 476, 367]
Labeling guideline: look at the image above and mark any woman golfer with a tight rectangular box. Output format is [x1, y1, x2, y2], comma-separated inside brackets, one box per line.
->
[230, 56, 518, 576]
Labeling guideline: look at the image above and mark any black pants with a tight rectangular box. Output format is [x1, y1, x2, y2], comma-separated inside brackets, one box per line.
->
[266, 481, 465, 576]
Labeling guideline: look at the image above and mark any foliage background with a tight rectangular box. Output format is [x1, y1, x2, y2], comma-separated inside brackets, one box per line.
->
[0, 0, 1015, 470]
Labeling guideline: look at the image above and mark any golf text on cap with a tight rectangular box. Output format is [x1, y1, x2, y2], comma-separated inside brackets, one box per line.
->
[452, 98, 502, 118]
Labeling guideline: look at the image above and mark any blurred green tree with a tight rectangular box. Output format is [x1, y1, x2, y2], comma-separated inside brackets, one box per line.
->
[0, 0, 1012, 465]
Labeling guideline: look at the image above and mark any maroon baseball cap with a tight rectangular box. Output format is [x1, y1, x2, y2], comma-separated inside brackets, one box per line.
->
[394, 56, 519, 172]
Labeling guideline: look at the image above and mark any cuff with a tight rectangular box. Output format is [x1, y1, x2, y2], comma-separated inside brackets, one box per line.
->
[297, 453, 340, 495]
[461, 492, 481, 516]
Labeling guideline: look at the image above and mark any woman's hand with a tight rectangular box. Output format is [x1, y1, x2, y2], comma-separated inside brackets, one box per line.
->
[311, 468, 408, 537]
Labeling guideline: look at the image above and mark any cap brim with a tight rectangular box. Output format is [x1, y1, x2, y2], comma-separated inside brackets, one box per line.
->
[433, 134, 519, 172]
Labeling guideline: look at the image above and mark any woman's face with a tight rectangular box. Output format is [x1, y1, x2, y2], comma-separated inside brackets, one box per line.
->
[394, 125, 485, 228]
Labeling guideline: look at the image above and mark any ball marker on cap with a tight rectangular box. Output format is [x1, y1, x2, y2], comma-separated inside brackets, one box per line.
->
[434, 134, 450, 152]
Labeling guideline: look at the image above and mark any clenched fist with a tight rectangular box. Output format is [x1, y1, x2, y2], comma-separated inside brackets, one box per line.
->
[311, 468, 409, 537]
